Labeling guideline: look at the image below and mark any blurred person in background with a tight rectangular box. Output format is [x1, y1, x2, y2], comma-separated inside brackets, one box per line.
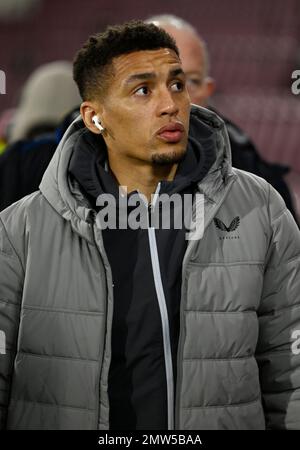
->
[0, 61, 81, 210]
[147, 14, 299, 223]
[0, 21, 299, 430]
[8, 61, 80, 143]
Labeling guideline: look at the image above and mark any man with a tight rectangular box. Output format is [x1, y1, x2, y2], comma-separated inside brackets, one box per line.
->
[147, 15, 299, 223]
[0, 21, 299, 430]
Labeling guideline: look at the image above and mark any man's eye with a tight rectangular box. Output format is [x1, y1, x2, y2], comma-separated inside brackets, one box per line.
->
[170, 81, 184, 92]
[135, 86, 149, 96]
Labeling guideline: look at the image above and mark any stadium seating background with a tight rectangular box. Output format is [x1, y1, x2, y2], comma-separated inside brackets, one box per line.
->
[0, 0, 299, 168]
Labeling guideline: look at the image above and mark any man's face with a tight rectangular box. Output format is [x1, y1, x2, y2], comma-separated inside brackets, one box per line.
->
[160, 26, 214, 107]
[98, 48, 191, 166]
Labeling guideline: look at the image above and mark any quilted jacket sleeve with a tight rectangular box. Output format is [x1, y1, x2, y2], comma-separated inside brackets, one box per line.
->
[0, 217, 24, 429]
[256, 184, 300, 429]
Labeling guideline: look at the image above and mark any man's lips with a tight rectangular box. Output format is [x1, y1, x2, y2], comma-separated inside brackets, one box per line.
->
[156, 122, 185, 143]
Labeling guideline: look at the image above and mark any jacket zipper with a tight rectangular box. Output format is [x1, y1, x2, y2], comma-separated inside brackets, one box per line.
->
[142, 184, 175, 430]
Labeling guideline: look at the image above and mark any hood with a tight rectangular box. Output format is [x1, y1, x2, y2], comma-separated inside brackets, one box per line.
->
[39, 105, 235, 240]
[67, 106, 218, 204]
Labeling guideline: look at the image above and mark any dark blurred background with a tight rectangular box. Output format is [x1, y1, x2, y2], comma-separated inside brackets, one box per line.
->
[0, 0, 299, 168]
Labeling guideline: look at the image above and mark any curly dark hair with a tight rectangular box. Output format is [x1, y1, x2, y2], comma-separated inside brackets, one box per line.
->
[73, 20, 179, 101]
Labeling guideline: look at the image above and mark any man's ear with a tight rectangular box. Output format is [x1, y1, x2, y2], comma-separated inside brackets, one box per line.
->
[204, 77, 216, 98]
[80, 101, 104, 134]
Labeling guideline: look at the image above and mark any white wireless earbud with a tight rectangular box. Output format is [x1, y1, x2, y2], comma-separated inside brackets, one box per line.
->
[92, 115, 105, 132]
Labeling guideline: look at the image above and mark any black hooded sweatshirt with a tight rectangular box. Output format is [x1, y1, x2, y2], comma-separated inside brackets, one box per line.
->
[68, 115, 216, 429]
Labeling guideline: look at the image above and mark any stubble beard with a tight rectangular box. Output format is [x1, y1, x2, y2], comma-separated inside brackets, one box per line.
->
[151, 146, 187, 166]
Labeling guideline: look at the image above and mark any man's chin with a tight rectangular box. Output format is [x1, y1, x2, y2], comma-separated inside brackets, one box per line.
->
[151, 147, 187, 166]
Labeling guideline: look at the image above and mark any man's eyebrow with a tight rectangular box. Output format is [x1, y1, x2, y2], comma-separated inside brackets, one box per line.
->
[124, 72, 156, 85]
[124, 68, 185, 86]
[169, 68, 185, 78]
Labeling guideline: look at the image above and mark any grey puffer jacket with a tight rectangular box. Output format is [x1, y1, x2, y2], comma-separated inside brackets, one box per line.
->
[0, 106, 299, 430]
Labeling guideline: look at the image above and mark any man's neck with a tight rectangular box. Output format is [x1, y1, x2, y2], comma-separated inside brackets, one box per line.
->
[107, 154, 178, 201]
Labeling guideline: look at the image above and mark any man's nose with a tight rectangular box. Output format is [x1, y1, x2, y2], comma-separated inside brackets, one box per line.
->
[156, 88, 179, 116]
